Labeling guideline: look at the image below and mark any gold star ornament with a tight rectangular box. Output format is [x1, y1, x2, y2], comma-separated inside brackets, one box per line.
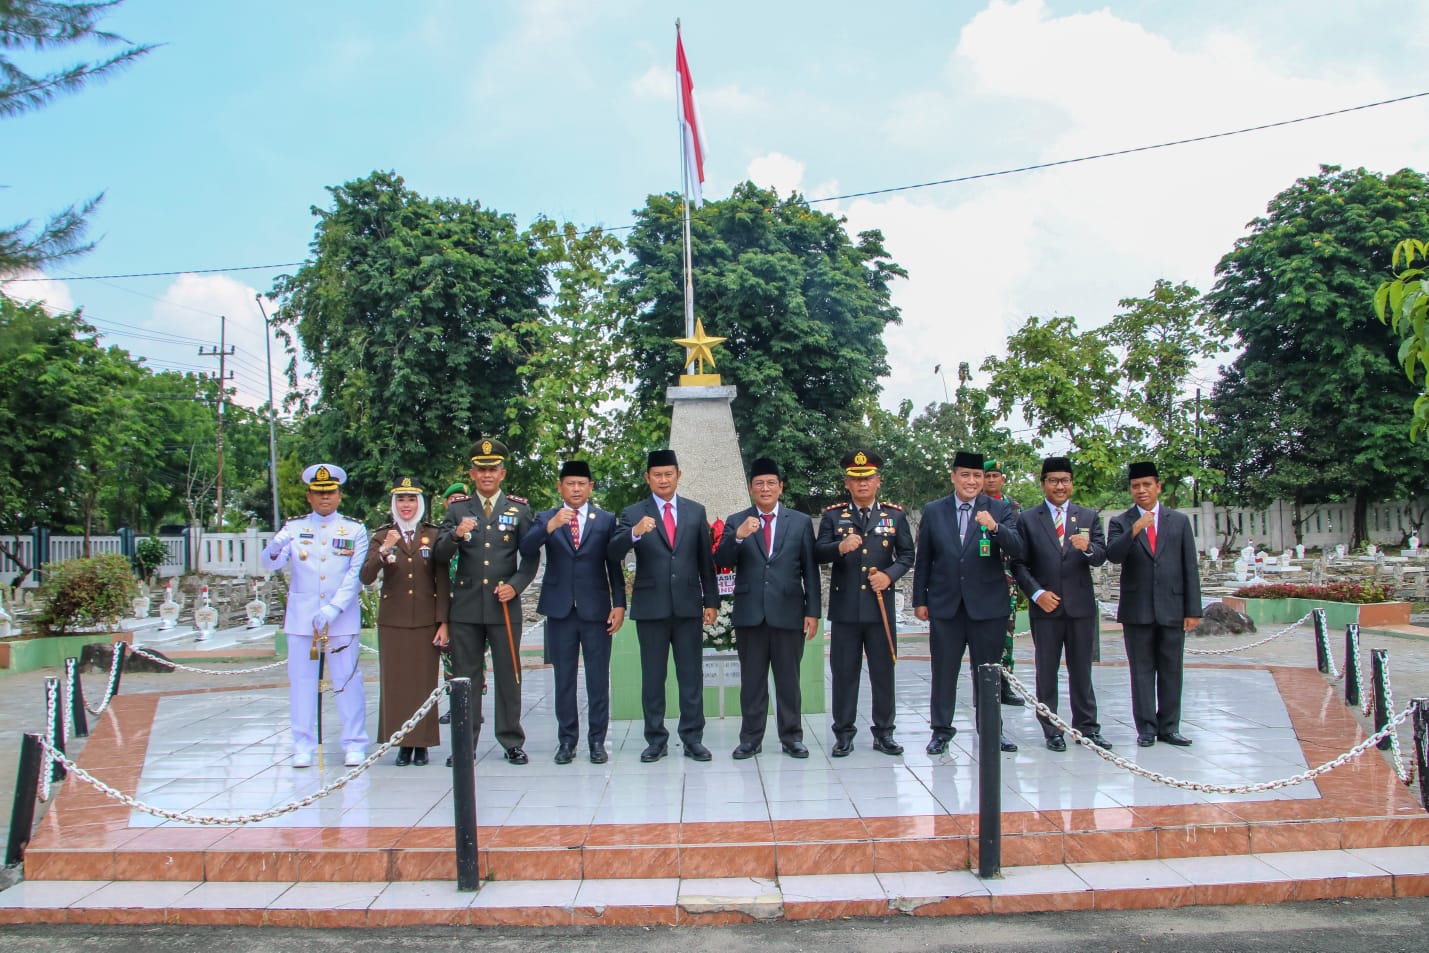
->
[674, 318, 727, 385]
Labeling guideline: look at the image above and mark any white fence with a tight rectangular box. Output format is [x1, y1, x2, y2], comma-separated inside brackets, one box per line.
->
[0, 526, 274, 588]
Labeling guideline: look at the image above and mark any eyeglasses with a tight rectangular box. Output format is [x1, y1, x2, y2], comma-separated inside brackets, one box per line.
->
[750, 480, 781, 490]
[1043, 477, 1073, 486]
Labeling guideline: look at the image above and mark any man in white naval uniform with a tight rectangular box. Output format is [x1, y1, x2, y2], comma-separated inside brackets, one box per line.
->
[261, 463, 370, 767]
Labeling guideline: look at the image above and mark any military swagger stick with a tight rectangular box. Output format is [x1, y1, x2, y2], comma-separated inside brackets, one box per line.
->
[870, 567, 897, 665]
[498, 581, 520, 685]
[312, 623, 329, 770]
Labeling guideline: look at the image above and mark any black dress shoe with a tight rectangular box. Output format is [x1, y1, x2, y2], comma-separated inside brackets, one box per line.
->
[872, 736, 904, 756]
[412, 748, 428, 766]
[831, 739, 854, 758]
[505, 745, 529, 765]
[999, 734, 1019, 753]
[1136, 735, 1156, 747]
[445, 754, 454, 766]
[640, 743, 667, 763]
[926, 734, 950, 755]
[684, 741, 712, 761]
[1085, 733, 1114, 750]
[1158, 732, 1193, 747]
[1000, 680, 1025, 706]
[1045, 735, 1067, 752]
[781, 741, 809, 759]
[554, 743, 574, 765]
[395, 746, 413, 766]
[590, 746, 608, 764]
[732, 742, 761, 760]
[438, 712, 451, 725]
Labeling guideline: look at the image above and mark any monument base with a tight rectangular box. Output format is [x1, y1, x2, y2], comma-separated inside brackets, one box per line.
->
[665, 384, 749, 525]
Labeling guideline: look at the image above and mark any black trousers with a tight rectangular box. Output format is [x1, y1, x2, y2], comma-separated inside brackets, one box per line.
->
[1030, 614, 1100, 738]
[1122, 623, 1186, 737]
[636, 617, 705, 747]
[735, 624, 805, 746]
[448, 620, 524, 751]
[547, 614, 611, 748]
[829, 620, 896, 742]
[928, 608, 1006, 738]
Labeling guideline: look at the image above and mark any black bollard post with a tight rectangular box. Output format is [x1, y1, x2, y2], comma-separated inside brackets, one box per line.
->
[65, 657, 89, 738]
[110, 640, 129, 698]
[1412, 698, 1429, 812]
[449, 677, 480, 892]
[1312, 609, 1330, 674]
[5, 733, 44, 866]
[1371, 649, 1392, 752]
[45, 677, 66, 782]
[1343, 625, 1361, 708]
[976, 663, 1002, 879]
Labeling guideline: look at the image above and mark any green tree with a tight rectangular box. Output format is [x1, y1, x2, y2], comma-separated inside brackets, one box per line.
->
[495, 217, 637, 508]
[1374, 238, 1429, 439]
[1209, 165, 1429, 544]
[622, 183, 906, 509]
[1, 0, 153, 274]
[269, 171, 545, 516]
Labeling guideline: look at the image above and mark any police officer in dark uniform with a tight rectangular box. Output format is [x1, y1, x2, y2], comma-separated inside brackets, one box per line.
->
[815, 450, 915, 756]
[434, 438, 538, 766]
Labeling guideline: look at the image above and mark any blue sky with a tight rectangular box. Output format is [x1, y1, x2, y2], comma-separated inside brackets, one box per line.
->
[4, 0, 1428, 415]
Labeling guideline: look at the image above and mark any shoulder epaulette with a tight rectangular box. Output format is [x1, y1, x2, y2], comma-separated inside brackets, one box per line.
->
[505, 494, 528, 505]
[882, 502, 904, 511]
[823, 502, 847, 511]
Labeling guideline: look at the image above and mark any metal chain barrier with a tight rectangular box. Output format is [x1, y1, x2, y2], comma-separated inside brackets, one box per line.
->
[40, 680, 56, 802]
[1185, 611, 1314, 656]
[1001, 667, 1415, 794]
[360, 644, 379, 654]
[1318, 617, 1342, 679]
[1345, 626, 1372, 716]
[129, 644, 288, 676]
[1381, 654, 1415, 784]
[32, 681, 446, 825]
[85, 644, 126, 716]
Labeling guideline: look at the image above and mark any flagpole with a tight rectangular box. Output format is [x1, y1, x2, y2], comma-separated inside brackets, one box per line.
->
[677, 19, 695, 340]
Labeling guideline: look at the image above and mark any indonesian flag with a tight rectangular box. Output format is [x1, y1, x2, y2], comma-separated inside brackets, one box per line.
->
[676, 29, 707, 206]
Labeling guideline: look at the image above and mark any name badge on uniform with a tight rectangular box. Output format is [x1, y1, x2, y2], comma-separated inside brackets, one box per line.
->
[299, 532, 314, 540]
[978, 527, 991, 558]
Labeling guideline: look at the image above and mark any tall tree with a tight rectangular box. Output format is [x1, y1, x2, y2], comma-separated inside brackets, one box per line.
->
[1209, 165, 1429, 544]
[1, 0, 154, 274]
[622, 183, 906, 508]
[269, 171, 545, 516]
[495, 217, 637, 509]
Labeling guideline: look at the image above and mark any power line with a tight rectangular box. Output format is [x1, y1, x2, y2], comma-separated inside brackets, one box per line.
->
[12, 89, 1425, 282]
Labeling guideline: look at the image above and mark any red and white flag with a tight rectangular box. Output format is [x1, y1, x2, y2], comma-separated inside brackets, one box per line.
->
[676, 28, 707, 206]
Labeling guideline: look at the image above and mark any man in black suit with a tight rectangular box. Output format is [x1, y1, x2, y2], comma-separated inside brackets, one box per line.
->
[434, 438, 538, 766]
[815, 449, 914, 757]
[609, 450, 720, 763]
[1010, 457, 1112, 752]
[715, 458, 821, 759]
[913, 450, 1025, 754]
[520, 461, 626, 765]
[1105, 461, 1203, 748]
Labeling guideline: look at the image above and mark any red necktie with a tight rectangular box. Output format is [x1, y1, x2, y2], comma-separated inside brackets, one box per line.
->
[1054, 506, 1065, 546]
[1146, 518, 1157, 554]
[762, 513, 773, 552]
[569, 508, 580, 549]
[663, 502, 676, 546]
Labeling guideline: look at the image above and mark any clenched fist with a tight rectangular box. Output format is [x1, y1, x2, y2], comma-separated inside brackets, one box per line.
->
[974, 510, 998, 532]
[838, 532, 863, 555]
[548, 507, 575, 533]
[736, 515, 763, 539]
[634, 515, 657, 537]
[1132, 511, 1155, 536]
[456, 517, 478, 539]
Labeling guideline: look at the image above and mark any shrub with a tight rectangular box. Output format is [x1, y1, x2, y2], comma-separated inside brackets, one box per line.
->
[1232, 582, 1392, 605]
[36, 554, 137, 635]
[133, 536, 171, 584]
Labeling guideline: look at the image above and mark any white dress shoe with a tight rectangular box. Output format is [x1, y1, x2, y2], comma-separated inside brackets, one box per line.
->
[343, 748, 365, 767]
[293, 750, 314, 768]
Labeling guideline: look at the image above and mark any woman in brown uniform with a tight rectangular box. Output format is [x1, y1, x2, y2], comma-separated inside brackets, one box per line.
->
[360, 476, 449, 765]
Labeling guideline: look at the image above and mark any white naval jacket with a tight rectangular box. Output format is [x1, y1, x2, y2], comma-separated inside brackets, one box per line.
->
[260, 511, 369, 636]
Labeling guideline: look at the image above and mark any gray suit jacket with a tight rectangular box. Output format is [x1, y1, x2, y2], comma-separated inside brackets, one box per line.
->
[1011, 501, 1107, 620]
[714, 506, 820, 630]
[1105, 504, 1202, 627]
[608, 495, 719, 620]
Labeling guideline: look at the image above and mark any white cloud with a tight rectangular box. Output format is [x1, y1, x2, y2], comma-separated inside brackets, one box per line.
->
[0, 272, 75, 315]
[149, 274, 287, 410]
[632, 64, 673, 100]
[846, 0, 1429, 415]
[747, 152, 806, 195]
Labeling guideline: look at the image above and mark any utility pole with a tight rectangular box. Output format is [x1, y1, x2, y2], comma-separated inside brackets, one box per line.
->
[198, 316, 236, 529]
[254, 295, 281, 530]
[1193, 387, 1203, 507]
